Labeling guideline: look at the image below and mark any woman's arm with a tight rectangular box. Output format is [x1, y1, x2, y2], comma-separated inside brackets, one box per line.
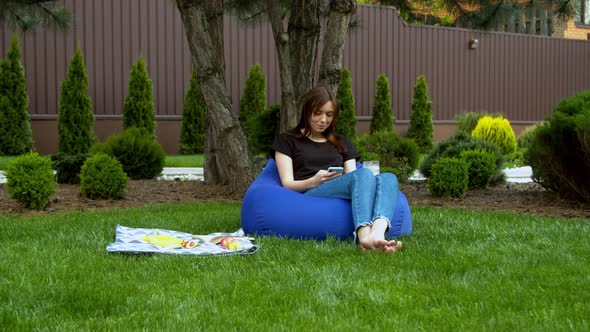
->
[275, 151, 340, 192]
[343, 159, 357, 174]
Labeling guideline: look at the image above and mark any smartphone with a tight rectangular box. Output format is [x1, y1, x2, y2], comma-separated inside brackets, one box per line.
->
[327, 166, 344, 174]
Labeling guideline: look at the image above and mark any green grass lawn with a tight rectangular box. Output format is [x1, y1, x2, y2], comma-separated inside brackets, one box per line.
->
[0, 204, 587, 330]
[0, 155, 203, 170]
[164, 154, 203, 167]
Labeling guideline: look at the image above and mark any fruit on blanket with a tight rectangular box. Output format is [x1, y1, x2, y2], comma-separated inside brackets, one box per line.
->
[219, 237, 242, 250]
[228, 240, 242, 250]
[219, 237, 232, 248]
[181, 240, 198, 249]
[141, 230, 183, 248]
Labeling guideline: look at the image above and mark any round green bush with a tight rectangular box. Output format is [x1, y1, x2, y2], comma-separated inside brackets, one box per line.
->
[356, 130, 420, 183]
[91, 127, 165, 180]
[420, 131, 505, 185]
[6, 152, 56, 210]
[80, 153, 128, 199]
[471, 115, 517, 155]
[460, 149, 496, 189]
[428, 157, 469, 198]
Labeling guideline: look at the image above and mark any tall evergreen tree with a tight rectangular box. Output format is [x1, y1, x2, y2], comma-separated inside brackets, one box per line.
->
[0, 34, 32, 156]
[369, 74, 394, 134]
[407, 75, 433, 153]
[365, 1, 575, 34]
[179, 69, 206, 154]
[123, 57, 155, 137]
[239, 63, 266, 143]
[57, 45, 96, 155]
[0, 1, 72, 31]
[335, 67, 356, 138]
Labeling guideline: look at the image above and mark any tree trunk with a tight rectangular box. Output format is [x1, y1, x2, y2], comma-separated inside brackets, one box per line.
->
[266, 0, 298, 133]
[287, 0, 321, 129]
[318, 0, 356, 97]
[261, 0, 356, 133]
[176, 0, 256, 193]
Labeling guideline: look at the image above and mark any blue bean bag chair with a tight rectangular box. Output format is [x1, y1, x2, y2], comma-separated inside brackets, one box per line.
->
[241, 159, 412, 240]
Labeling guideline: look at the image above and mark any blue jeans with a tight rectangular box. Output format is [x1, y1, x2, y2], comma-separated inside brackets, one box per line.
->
[304, 168, 399, 231]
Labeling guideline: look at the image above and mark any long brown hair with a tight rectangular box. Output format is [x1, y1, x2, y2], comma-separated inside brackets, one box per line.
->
[293, 86, 346, 152]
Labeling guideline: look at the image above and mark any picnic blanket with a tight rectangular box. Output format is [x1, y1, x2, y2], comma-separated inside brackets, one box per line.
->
[106, 225, 258, 256]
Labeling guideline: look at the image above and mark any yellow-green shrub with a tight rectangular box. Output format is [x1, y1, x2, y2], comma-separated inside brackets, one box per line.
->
[471, 116, 517, 155]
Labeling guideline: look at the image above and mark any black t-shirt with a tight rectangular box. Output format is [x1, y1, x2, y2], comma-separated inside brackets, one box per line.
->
[272, 129, 360, 181]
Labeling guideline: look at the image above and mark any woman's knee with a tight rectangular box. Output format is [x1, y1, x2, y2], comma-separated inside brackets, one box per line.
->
[353, 167, 376, 188]
[377, 172, 399, 188]
[355, 167, 375, 181]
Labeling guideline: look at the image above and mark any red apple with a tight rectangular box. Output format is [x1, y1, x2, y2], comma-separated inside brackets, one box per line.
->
[219, 237, 232, 248]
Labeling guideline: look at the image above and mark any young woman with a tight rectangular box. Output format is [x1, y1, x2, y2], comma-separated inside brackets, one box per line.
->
[271, 86, 403, 253]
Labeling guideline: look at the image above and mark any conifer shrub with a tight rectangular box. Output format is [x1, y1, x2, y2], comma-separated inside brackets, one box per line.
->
[179, 70, 205, 154]
[80, 153, 127, 199]
[57, 46, 96, 155]
[91, 127, 165, 180]
[407, 75, 433, 153]
[528, 91, 590, 202]
[428, 157, 469, 198]
[512, 123, 540, 165]
[123, 57, 155, 137]
[455, 110, 503, 135]
[460, 149, 496, 189]
[356, 130, 420, 183]
[419, 131, 505, 184]
[517, 124, 540, 151]
[335, 68, 356, 138]
[369, 74, 394, 134]
[249, 104, 280, 157]
[239, 64, 266, 144]
[6, 152, 56, 210]
[471, 115, 517, 155]
[0, 34, 32, 156]
[50, 153, 90, 184]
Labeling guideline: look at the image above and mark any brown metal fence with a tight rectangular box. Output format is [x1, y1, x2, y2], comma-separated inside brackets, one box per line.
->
[1, 1, 589, 153]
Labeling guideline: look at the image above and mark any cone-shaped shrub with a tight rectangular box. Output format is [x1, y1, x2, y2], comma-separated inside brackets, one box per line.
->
[123, 57, 155, 136]
[57, 46, 96, 155]
[249, 104, 280, 157]
[0, 34, 32, 155]
[335, 68, 356, 138]
[407, 75, 433, 153]
[179, 70, 206, 154]
[239, 64, 266, 143]
[370, 74, 394, 134]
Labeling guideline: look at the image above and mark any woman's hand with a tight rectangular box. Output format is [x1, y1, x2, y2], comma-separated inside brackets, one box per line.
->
[310, 169, 341, 187]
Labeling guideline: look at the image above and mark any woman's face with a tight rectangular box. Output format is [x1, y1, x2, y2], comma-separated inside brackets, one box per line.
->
[309, 101, 335, 136]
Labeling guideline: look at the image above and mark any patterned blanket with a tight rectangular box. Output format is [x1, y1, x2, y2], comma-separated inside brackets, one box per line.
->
[106, 225, 258, 256]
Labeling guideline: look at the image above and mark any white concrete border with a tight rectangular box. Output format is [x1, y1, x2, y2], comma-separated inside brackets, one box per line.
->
[0, 166, 533, 184]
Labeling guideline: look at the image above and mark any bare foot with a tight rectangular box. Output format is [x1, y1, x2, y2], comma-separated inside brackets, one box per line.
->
[358, 219, 404, 253]
[384, 240, 402, 253]
[358, 220, 401, 253]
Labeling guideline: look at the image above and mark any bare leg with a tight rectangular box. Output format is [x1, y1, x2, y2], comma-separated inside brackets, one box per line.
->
[357, 219, 402, 253]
